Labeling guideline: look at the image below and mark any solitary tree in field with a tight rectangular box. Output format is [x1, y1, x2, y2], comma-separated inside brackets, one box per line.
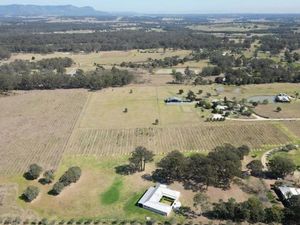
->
[129, 146, 154, 172]
[276, 107, 282, 112]
[178, 89, 184, 95]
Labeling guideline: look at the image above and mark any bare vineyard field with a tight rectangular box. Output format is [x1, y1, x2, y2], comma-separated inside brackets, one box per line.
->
[0, 90, 88, 175]
[66, 123, 292, 156]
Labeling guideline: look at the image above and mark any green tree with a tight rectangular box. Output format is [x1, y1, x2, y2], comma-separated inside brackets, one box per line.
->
[284, 195, 300, 224]
[129, 146, 154, 172]
[187, 90, 196, 101]
[246, 160, 264, 177]
[50, 182, 65, 195]
[268, 156, 296, 178]
[264, 206, 284, 223]
[22, 186, 39, 202]
[208, 145, 242, 188]
[153, 150, 187, 183]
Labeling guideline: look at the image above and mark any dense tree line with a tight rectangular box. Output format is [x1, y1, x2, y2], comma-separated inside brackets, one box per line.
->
[0, 59, 134, 91]
[0, 30, 243, 53]
[211, 197, 283, 223]
[211, 195, 300, 225]
[214, 57, 300, 85]
[259, 33, 300, 54]
[152, 144, 249, 190]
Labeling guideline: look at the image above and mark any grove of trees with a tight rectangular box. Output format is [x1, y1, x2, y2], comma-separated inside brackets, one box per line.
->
[152, 144, 250, 190]
[0, 58, 134, 91]
[50, 167, 81, 195]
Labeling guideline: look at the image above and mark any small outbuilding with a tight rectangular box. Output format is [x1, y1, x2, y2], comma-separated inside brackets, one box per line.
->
[138, 184, 181, 216]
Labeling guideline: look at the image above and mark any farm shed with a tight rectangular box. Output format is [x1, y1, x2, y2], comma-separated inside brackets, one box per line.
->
[138, 184, 181, 216]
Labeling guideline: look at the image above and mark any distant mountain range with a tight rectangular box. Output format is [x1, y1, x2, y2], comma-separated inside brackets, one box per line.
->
[0, 4, 109, 17]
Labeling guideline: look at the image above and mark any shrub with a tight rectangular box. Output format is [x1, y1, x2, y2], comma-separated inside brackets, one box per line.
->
[50, 167, 81, 195]
[39, 170, 54, 185]
[24, 164, 42, 180]
[59, 167, 81, 186]
[22, 186, 39, 202]
[50, 182, 65, 195]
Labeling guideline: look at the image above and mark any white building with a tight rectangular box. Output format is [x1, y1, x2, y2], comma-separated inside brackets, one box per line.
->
[277, 186, 300, 200]
[138, 184, 181, 216]
[212, 114, 224, 120]
[275, 93, 291, 103]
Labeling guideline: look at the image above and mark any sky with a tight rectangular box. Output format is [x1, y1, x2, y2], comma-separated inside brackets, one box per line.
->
[0, 0, 300, 14]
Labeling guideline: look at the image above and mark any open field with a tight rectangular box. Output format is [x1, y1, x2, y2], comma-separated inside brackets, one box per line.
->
[3, 49, 191, 72]
[0, 90, 88, 175]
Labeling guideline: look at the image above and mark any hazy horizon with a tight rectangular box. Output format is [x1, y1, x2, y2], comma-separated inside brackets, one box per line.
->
[0, 0, 300, 14]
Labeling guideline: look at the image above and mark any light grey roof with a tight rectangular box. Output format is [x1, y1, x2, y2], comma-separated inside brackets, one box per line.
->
[138, 184, 181, 215]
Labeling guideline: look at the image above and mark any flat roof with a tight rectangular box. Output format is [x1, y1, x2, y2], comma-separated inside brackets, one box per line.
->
[138, 184, 180, 215]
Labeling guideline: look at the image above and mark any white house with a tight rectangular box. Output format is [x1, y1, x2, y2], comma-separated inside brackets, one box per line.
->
[277, 186, 300, 201]
[138, 184, 181, 216]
